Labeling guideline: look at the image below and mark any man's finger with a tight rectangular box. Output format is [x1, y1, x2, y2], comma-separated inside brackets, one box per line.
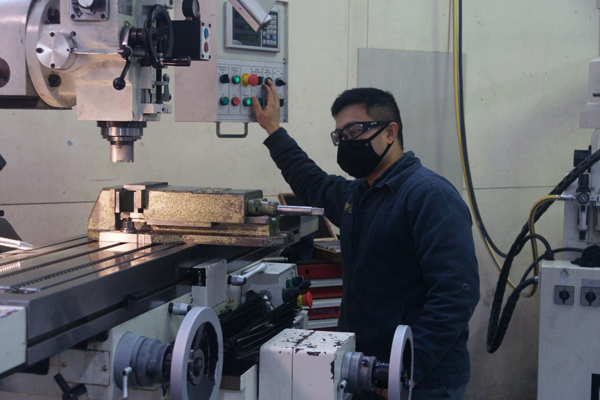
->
[251, 97, 262, 115]
[263, 83, 275, 108]
[268, 80, 281, 105]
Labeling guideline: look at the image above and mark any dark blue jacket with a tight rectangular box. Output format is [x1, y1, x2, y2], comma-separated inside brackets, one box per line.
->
[264, 128, 480, 387]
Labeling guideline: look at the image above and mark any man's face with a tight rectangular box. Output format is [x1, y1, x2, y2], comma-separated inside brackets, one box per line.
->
[334, 104, 392, 156]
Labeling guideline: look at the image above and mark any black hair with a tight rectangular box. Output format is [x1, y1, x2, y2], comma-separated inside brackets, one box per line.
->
[331, 87, 403, 148]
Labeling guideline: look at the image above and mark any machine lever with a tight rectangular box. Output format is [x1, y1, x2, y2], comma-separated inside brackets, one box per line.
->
[54, 373, 87, 400]
[228, 263, 267, 286]
[121, 367, 133, 400]
[161, 56, 191, 67]
[113, 59, 131, 91]
[337, 380, 348, 400]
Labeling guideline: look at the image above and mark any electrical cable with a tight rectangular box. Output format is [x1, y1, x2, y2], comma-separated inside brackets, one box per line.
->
[519, 247, 583, 284]
[522, 195, 573, 297]
[452, 0, 600, 353]
[486, 245, 583, 353]
[486, 149, 600, 353]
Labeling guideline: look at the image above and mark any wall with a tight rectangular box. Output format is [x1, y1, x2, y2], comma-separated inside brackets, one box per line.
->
[0, 1, 598, 399]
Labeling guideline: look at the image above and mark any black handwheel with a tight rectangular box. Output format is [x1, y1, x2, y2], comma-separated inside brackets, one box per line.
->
[143, 5, 174, 69]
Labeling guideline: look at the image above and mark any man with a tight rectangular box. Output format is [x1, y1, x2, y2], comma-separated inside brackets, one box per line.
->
[252, 83, 480, 400]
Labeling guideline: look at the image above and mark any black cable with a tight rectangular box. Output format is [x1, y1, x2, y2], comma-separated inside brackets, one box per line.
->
[486, 278, 537, 353]
[488, 243, 586, 353]
[519, 247, 584, 284]
[458, 0, 600, 353]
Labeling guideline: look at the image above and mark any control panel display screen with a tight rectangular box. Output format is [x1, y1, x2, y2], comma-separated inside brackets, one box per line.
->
[231, 10, 278, 50]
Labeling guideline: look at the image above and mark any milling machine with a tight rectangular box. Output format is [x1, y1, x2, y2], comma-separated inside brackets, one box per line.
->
[0, 1, 414, 399]
[0, 183, 413, 400]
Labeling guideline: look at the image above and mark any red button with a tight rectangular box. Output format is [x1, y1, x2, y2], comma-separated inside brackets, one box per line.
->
[204, 42, 209, 53]
[232, 97, 240, 106]
[248, 74, 259, 87]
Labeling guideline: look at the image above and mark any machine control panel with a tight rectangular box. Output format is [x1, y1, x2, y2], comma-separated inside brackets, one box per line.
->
[217, 0, 288, 123]
[217, 59, 287, 122]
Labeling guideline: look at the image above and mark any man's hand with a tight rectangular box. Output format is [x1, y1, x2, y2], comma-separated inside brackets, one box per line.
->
[252, 80, 281, 135]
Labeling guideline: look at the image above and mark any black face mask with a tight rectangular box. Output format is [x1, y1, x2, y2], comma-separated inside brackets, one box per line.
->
[337, 126, 394, 178]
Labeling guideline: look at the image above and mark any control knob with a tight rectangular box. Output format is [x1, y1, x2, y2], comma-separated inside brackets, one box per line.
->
[77, 0, 98, 9]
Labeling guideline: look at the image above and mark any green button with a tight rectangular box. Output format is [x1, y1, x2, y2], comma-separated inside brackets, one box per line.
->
[232, 75, 241, 84]
[243, 98, 252, 107]
[220, 96, 229, 106]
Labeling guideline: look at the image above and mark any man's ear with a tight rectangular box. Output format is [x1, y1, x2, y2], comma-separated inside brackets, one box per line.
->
[386, 123, 398, 143]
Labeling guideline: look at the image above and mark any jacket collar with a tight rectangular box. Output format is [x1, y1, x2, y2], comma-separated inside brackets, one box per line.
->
[370, 151, 422, 193]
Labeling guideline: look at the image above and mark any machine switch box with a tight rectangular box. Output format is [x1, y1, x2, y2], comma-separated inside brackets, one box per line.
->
[580, 286, 600, 306]
[554, 285, 574, 305]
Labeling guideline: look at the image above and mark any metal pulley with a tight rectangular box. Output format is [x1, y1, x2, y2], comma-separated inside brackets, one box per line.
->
[171, 307, 223, 400]
[114, 306, 223, 400]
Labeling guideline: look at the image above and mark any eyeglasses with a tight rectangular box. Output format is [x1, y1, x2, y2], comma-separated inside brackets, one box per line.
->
[330, 121, 392, 146]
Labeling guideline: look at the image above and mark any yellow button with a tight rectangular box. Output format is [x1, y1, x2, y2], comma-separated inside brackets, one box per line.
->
[241, 73, 250, 87]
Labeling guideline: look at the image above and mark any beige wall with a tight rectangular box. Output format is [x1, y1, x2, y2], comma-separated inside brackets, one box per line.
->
[0, 1, 598, 398]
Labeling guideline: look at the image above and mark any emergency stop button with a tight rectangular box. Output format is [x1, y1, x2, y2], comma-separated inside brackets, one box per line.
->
[241, 73, 259, 87]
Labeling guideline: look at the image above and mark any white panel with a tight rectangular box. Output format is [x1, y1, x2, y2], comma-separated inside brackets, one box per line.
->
[358, 49, 463, 191]
[538, 261, 600, 399]
[0, 306, 26, 375]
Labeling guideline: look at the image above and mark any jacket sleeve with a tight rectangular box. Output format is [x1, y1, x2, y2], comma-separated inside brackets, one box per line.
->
[407, 182, 480, 384]
[263, 128, 352, 226]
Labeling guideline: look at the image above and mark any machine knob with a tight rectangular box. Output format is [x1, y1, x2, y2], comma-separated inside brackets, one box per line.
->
[77, 0, 98, 9]
[257, 76, 264, 85]
[113, 77, 126, 91]
[559, 289, 571, 304]
[279, 98, 286, 107]
[585, 291, 597, 305]
[275, 78, 287, 86]
[220, 74, 230, 84]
